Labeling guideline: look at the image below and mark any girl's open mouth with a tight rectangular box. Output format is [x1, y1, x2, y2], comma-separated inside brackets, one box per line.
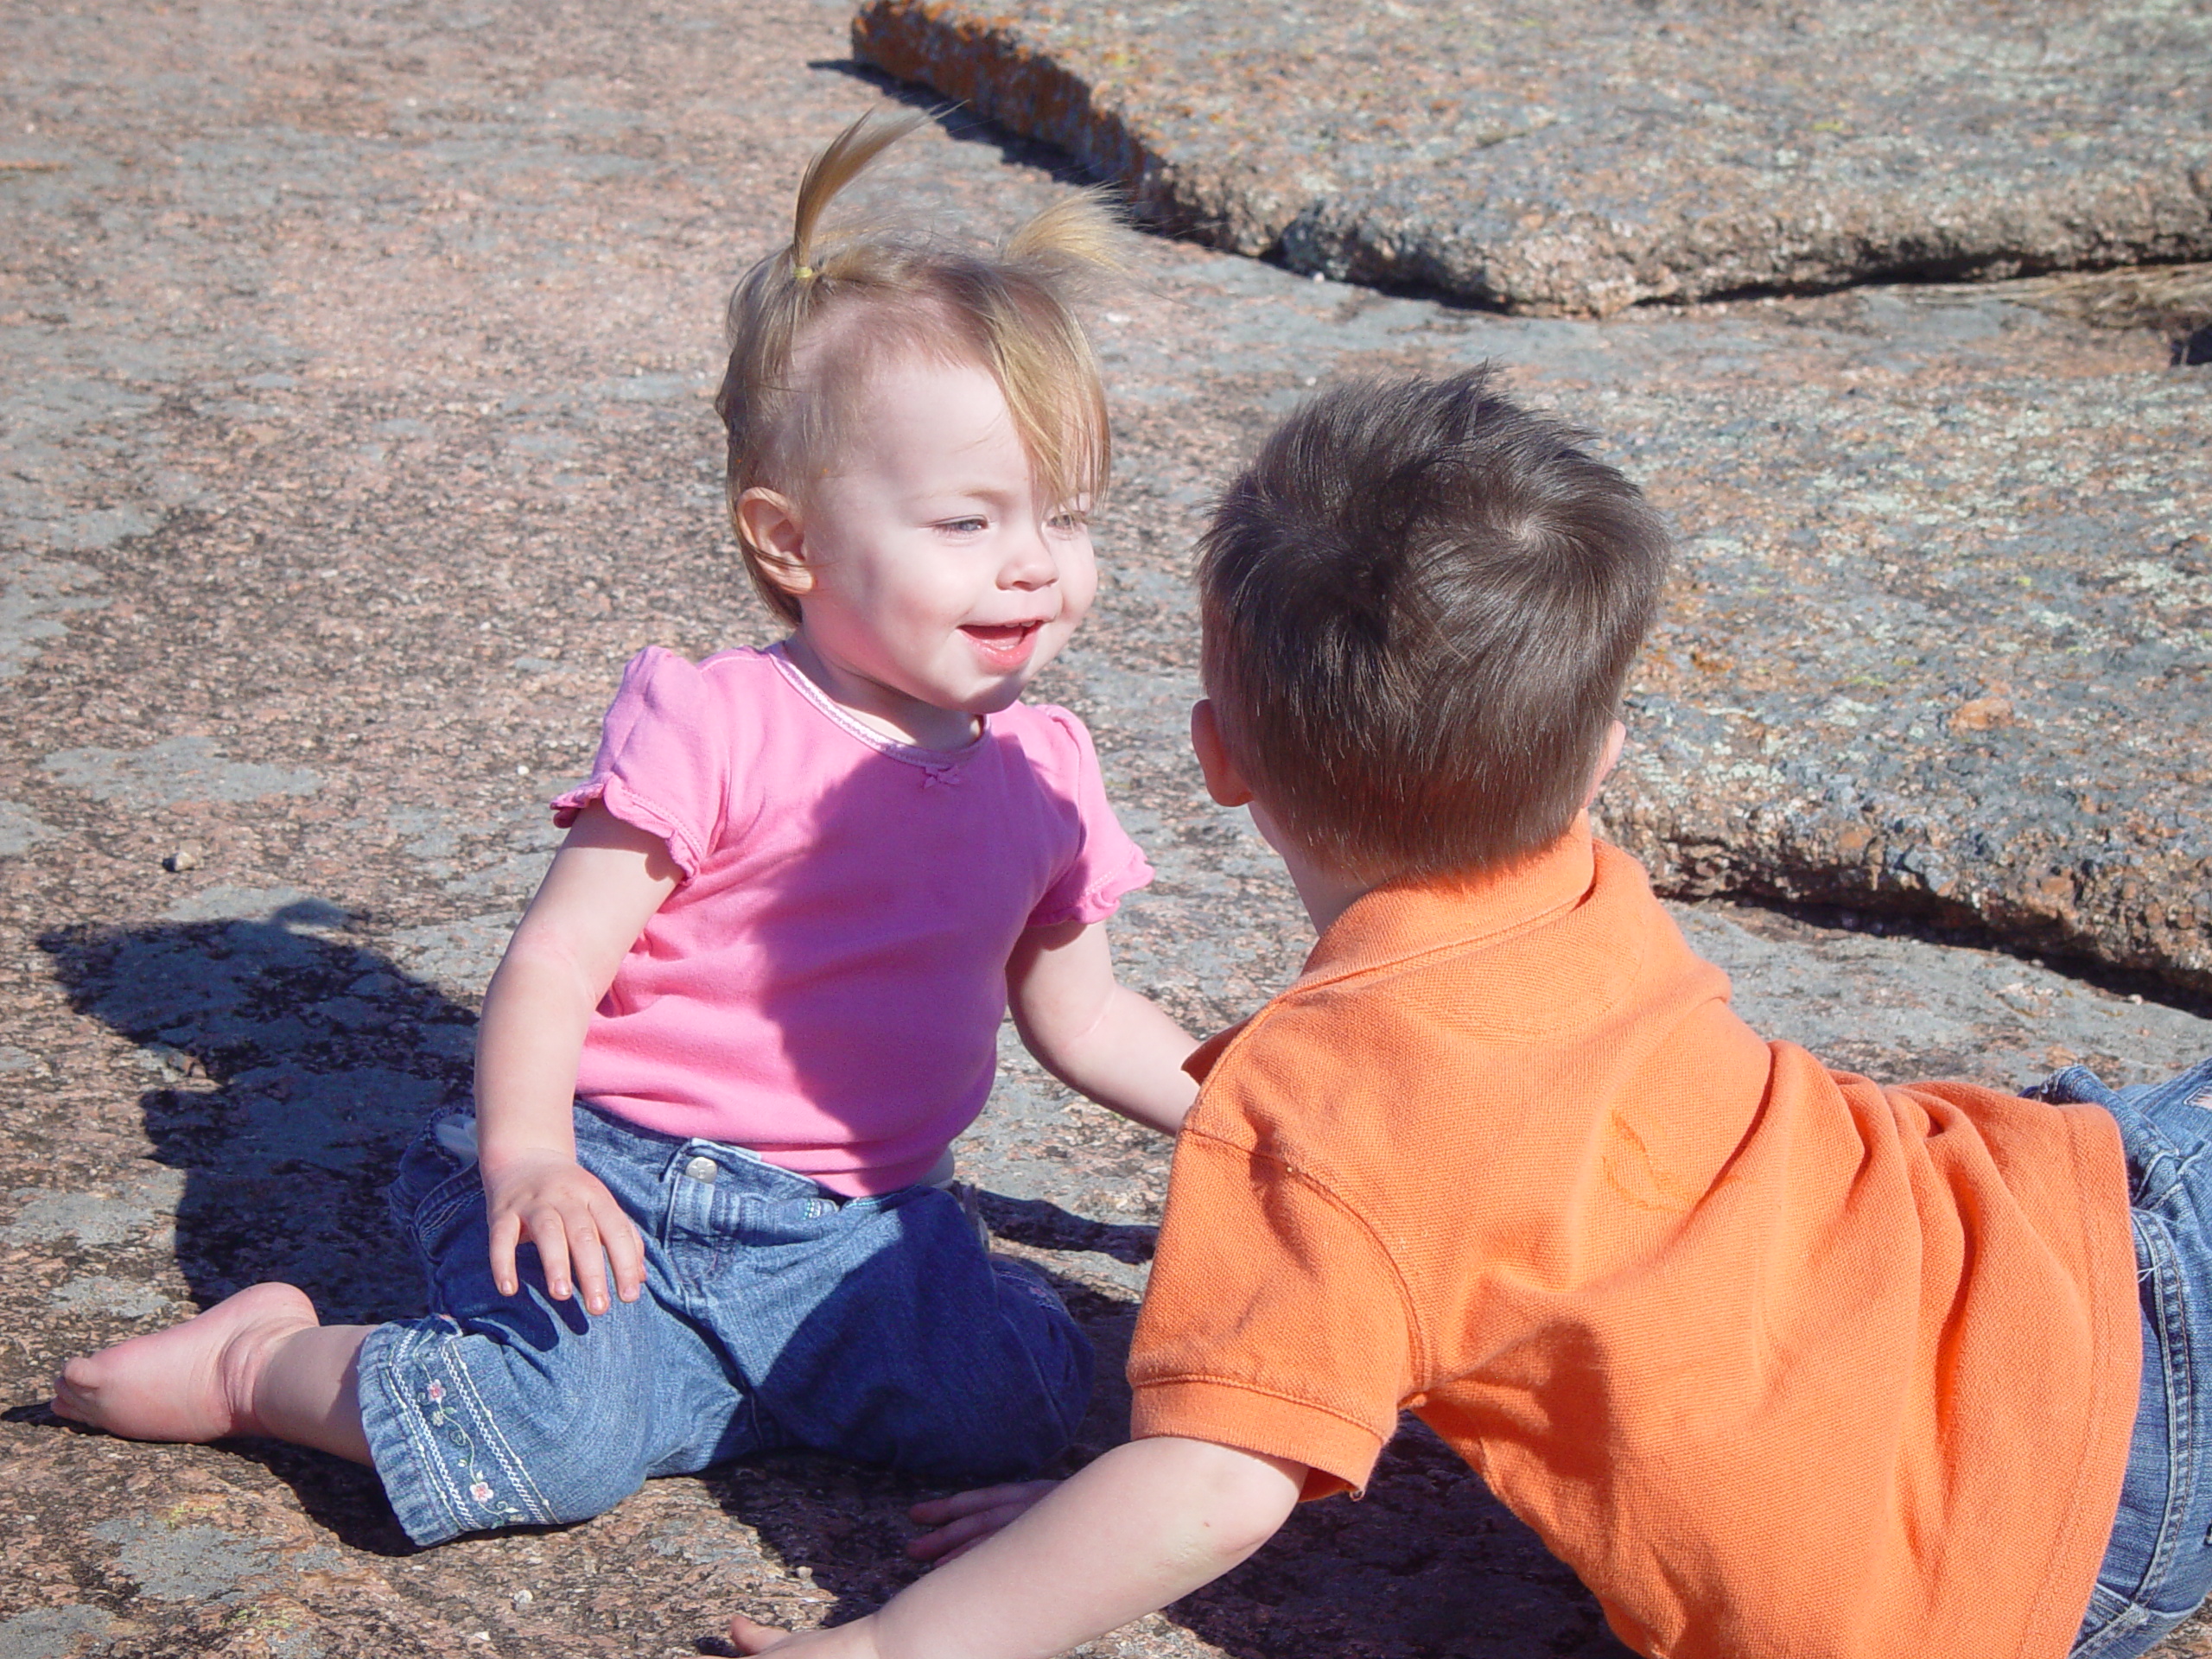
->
[962, 620, 1045, 666]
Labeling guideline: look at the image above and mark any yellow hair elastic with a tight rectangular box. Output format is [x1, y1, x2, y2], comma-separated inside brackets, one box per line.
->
[793, 264, 816, 282]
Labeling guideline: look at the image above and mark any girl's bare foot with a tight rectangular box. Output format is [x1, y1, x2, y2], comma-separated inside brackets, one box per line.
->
[52, 1281, 320, 1443]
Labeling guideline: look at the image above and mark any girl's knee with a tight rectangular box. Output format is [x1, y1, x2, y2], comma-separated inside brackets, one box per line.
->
[989, 1257, 1094, 1410]
[899, 1264, 1094, 1483]
[1000, 1261, 1094, 1435]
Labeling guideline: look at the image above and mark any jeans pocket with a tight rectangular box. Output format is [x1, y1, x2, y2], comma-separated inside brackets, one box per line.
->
[2071, 1585, 2152, 1659]
[386, 1121, 486, 1253]
[2071, 1596, 2187, 1659]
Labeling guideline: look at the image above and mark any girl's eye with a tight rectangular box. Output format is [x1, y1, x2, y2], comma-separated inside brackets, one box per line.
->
[938, 517, 988, 534]
[1046, 509, 1088, 533]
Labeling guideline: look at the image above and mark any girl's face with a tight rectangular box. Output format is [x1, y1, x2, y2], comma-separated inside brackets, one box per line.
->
[751, 354, 1098, 750]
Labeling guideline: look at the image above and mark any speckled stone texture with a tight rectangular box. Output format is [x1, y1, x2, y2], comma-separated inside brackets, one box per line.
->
[852, 0, 2212, 315]
[3, 1, 2212, 1656]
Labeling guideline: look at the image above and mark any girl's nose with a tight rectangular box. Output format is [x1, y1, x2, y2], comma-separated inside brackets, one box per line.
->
[998, 522, 1058, 588]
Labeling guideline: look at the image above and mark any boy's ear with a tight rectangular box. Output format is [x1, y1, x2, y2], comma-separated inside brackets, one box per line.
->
[1190, 700, 1255, 809]
[735, 487, 815, 599]
[1582, 719, 1627, 810]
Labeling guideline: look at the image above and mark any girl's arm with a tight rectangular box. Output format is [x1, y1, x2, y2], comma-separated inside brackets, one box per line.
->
[1005, 920, 1198, 1136]
[473, 803, 680, 1315]
[730, 1437, 1305, 1659]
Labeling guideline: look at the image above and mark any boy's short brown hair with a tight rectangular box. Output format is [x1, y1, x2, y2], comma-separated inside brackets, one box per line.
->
[1197, 367, 1671, 880]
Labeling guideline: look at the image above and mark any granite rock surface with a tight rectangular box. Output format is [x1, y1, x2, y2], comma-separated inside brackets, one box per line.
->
[853, 0, 2212, 315]
[2, 1, 2210, 1656]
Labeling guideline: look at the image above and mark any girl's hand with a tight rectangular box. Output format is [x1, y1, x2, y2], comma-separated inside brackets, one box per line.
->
[469, 804, 676, 1316]
[482, 1149, 645, 1316]
[728, 1614, 880, 1656]
[907, 1480, 1060, 1563]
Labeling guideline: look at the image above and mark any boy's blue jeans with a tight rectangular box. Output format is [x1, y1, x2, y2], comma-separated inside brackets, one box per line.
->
[354, 1102, 1092, 1547]
[2042, 1058, 2212, 1657]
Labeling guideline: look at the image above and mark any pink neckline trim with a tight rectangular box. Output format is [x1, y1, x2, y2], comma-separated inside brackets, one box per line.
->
[766, 643, 988, 770]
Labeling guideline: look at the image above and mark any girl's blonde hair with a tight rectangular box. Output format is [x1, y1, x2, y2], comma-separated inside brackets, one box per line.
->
[715, 111, 1123, 624]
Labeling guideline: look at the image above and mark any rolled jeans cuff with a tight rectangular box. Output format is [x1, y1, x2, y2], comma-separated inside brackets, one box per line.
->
[358, 1316, 556, 1547]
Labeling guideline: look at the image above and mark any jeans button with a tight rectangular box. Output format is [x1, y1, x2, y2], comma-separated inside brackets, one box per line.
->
[683, 1154, 718, 1184]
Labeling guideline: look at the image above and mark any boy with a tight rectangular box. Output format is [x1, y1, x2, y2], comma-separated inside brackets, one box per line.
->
[734, 369, 2212, 1659]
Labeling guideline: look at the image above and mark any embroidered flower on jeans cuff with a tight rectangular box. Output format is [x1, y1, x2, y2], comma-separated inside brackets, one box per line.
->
[470, 1480, 495, 1505]
[426, 1380, 446, 1403]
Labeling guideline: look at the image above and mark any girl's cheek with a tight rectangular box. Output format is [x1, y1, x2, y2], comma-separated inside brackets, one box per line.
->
[1065, 552, 1100, 626]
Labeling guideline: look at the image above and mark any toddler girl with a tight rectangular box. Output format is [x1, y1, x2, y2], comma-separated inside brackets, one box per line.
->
[52, 111, 1198, 1547]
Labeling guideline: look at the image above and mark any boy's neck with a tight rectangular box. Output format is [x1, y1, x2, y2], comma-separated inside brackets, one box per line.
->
[1250, 804, 1384, 936]
[1283, 856, 1380, 937]
[1249, 718, 1627, 938]
[1268, 815, 1597, 938]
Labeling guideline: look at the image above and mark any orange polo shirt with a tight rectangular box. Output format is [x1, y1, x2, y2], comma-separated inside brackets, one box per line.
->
[1128, 827, 2138, 1659]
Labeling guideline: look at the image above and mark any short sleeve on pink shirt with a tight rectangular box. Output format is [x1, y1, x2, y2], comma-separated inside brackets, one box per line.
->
[1018, 705, 1152, 929]
[550, 645, 733, 879]
[547, 645, 1153, 1193]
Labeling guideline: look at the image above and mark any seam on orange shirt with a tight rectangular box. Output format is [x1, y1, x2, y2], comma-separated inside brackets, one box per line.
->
[2016, 1113, 2128, 1659]
[1131, 1372, 1394, 1450]
[1289, 887, 1597, 1001]
[1175, 1124, 1435, 1388]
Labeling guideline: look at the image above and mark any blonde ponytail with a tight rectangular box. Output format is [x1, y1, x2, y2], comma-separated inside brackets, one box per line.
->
[790, 109, 926, 283]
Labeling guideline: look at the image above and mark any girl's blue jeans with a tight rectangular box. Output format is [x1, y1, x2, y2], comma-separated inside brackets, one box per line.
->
[2044, 1057, 2212, 1656]
[355, 1101, 1092, 1546]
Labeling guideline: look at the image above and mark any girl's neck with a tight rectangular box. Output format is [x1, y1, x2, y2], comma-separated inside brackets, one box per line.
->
[779, 632, 982, 752]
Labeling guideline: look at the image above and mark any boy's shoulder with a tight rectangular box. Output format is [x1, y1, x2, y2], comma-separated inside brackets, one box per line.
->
[1181, 834, 1738, 1178]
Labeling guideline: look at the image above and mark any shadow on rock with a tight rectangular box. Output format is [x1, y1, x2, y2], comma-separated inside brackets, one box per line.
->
[706, 1243, 1135, 1630]
[721, 1239, 1623, 1659]
[37, 899, 476, 1325]
[802, 62, 1112, 195]
[1167, 1422, 1634, 1659]
[727, 1422, 1630, 1659]
[975, 1190, 1155, 1262]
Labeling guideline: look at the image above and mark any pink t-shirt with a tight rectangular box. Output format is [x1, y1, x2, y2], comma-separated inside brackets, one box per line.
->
[549, 645, 1153, 1194]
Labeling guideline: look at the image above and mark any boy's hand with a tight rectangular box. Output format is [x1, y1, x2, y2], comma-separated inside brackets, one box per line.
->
[907, 1480, 1060, 1563]
[482, 1148, 645, 1315]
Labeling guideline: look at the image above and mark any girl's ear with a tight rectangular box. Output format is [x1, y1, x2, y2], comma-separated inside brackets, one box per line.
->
[735, 487, 814, 598]
[1190, 700, 1255, 809]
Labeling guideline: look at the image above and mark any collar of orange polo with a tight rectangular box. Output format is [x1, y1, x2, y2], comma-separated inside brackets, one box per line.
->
[1300, 818, 1599, 988]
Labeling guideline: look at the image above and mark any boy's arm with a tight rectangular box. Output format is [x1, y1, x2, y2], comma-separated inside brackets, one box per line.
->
[474, 803, 679, 1314]
[731, 1437, 1305, 1659]
[1006, 919, 1198, 1135]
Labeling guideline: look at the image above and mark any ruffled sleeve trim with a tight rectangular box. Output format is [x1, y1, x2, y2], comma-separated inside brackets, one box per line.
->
[550, 772, 705, 882]
[1026, 842, 1154, 929]
[1014, 701, 1157, 928]
[544, 645, 744, 884]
